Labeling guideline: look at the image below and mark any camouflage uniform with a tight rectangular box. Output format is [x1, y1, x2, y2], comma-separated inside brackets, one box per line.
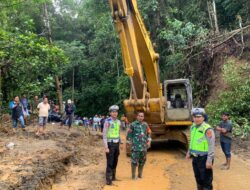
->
[126, 120, 151, 179]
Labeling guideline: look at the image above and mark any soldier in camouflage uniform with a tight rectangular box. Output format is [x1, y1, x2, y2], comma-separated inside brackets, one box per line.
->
[126, 111, 152, 179]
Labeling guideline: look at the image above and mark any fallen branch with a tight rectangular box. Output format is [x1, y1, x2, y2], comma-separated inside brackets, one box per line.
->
[184, 24, 250, 50]
[186, 26, 250, 60]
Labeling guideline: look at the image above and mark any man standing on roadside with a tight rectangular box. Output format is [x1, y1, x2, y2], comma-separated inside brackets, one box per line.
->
[126, 111, 151, 180]
[216, 112, 232, 170]
[60, 99, 75, 130]
[103, 105, 122, 185]
[100, 115, 106, 133]
[10, 96, 26, 132]
[186, 108, 215, 190]
[21, 94, 29, 125]
[93, 114, 99, 131]
[37, 97, 50, 136]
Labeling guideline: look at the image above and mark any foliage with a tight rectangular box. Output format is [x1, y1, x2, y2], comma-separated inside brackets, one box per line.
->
[216, 0, 250, 29]
[115, 74, 130, 111]
[158, 19, 208, 78]
[0, 28, 68, 101]
[206, 59, 250, 138]
[0, 0, 250, 120]
[50, 0, 124, 116]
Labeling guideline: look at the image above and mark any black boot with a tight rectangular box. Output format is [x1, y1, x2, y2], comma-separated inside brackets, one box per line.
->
[106, 174, 112, 185]
[138, 165, 144, 178]
[197, 184, 203, 190]
[106, 177, 112, 185]
[112, 170, 116, 181]
[132, 165, 137, 180]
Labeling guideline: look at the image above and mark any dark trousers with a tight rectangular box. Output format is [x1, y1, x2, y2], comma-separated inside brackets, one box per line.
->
[61, 114, 73, 128]
[192, 155, 213, 190]
[220, 141, 231, 158]
[106, 142, 120, 183]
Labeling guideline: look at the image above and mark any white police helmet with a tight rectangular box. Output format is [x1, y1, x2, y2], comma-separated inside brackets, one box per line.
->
[109, 105, 119, 112]
[192, 108, 205, 116]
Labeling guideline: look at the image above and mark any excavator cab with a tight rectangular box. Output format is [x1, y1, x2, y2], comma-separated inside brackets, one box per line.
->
[164, 79, 192, 122]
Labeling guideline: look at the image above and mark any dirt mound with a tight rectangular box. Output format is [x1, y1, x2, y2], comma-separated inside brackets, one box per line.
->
[232, 137, 250, 162]
[190, 28, 250, 106]
[207, 57, 249, 103]
[0, 125, 105, 190]
[0, 114, 13, 134]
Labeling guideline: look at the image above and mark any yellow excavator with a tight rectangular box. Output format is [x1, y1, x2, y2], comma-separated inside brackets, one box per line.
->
[108, 0, 193, 150]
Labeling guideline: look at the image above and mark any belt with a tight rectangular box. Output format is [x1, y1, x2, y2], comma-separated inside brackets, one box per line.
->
[191, 153, 207, 158]
[107, 139, 120, 143]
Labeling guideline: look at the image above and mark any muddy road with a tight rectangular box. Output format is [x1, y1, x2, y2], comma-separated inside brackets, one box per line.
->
[103, 134, 250, 190]
[0, 124, 249, 190]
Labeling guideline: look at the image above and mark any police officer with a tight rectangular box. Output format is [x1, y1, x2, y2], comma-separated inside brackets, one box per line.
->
[126, 111, 151, 179]
[103, 105, 122, 185]
[186, 108, 215, 190]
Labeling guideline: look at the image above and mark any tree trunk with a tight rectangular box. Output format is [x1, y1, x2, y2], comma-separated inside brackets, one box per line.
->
[207, 0, 220, 35]
[212, 0, 219, 34]
[207, 1, 214, 31]
[43, 3, 63, 114]
[247, 0, 250, 22]
[115, 50, 120, 77]
[72, 67, 75, 102]
[55, 76, 63, 114]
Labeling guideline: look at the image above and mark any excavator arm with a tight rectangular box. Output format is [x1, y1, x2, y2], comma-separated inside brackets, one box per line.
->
[109, 0, 165, 123]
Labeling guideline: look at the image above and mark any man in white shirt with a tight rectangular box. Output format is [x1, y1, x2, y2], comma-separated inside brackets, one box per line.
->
[93, 115, 99, 131]
[37, 97, 50, 136]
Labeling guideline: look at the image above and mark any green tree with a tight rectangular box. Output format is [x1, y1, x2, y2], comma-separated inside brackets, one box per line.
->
[206, 59, 250, 138]
[0, 29, 68, 101]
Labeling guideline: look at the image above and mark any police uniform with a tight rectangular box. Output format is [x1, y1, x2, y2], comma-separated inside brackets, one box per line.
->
[103, 105, 121, 185]
[188, 108, 215, 190]
[126, 120, 151, 179]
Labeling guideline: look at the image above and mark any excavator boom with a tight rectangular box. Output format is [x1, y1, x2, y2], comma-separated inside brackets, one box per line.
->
[109, 0, 165, 123]
[108, 0, 193, 150]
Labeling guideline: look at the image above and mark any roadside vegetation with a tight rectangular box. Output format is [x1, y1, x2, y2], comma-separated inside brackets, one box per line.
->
[206, 58, 250, 139]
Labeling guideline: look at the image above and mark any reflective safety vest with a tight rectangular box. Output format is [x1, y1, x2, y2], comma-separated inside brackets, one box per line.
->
[189, 123, 212, 156]
[107, 120, 120, 139]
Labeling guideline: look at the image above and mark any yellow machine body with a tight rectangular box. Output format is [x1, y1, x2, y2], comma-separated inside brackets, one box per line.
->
[109, 0, 193, 146]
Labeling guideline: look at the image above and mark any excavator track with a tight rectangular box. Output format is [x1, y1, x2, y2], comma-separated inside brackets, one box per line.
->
[182, 127, 191, 150]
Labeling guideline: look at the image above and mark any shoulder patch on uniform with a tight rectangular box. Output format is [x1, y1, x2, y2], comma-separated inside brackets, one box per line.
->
[147, 126, 152, 133]
[104, 121, 110, 128]
[206, 129, 213, 138]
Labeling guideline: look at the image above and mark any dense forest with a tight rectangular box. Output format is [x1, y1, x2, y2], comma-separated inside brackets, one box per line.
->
[0, 0, 249, 137]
